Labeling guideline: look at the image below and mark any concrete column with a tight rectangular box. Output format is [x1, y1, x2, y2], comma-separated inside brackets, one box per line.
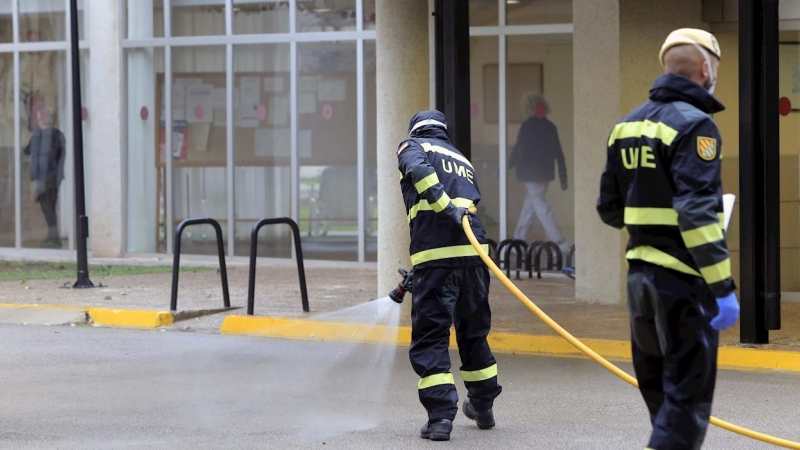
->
[124, 1, 157, 253]
[573, 0, 707, 304]
[376, 0, 429, 306]
[88, 0, 124, 257]
[573, 0, 624, 304]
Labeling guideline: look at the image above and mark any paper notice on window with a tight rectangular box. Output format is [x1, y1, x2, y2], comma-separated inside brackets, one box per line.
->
[186, 84, 214, 124]
[263, 76, 285, 93]
[298, 76, 318, 93]
[255, 128, 291, 157]
[212, 88, 227, 108]
[171, 83, 187, 121]
[299, 130, 312, 158]
[240, 76, 261, 128]
[298, 93, 317, 114]
[268, 97, 290, 126]
[317, 79, 346, 102]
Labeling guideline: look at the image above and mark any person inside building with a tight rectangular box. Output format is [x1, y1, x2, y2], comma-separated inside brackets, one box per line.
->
[596, 28, 739, 450]
[508, 91, 570, 256]
[397, 110, 502, 442]
[24, 107, 66, 248]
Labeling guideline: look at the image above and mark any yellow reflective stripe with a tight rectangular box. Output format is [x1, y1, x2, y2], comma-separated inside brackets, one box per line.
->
[430, 192, 451, 213]
[408, 197, 474, 222]
[718, 212, 725, 228]
[626, 246, 701, 277]
[418, 373, 455, 390]
[415, 172, 440, 194]
[608, 120, 679, 146]
[699, 258, 732, 285]
[411, 244, 489, 266]
[624, 207, 679, 226]
[420, 142, 474, 170]
[461, 364, 498, 382]
[681, 223, 724, 249]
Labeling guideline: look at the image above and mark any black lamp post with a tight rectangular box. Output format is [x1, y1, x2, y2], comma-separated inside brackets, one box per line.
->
[69, 0, 93, 288]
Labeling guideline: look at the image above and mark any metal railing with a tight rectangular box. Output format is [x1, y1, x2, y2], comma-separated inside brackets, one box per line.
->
[248, 217, 309, 315]
[170, 218, 231, 312]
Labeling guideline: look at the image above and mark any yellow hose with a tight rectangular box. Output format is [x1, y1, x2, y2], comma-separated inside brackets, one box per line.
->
[462, 217, 800, 449]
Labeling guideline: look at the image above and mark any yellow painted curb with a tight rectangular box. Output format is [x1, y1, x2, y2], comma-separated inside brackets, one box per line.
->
[0, 304, 173, 328]
[220, 315, 800, 373]
[86, 308, 174, 328]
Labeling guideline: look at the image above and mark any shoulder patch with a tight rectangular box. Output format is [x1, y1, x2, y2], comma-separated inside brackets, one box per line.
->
[397, 141, 409, 155]
[697, 136, 717, 161]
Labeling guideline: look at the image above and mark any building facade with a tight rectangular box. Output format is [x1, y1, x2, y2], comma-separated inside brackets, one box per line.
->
[0, 1, 797, 314]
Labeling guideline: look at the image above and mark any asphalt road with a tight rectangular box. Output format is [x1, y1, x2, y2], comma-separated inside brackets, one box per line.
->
[0, 325, 798, 450]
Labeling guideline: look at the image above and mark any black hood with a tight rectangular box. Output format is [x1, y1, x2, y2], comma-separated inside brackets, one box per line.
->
[408, 110, 450, 140]
[649, 73, 725, 115]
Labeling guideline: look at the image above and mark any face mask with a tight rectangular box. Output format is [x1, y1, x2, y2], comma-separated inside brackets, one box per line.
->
[691, 42, 717, 94]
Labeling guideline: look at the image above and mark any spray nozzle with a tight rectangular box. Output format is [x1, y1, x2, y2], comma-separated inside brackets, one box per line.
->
[388, 268, 413, 304]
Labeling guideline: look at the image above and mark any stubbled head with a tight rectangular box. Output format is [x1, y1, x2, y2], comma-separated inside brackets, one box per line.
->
[408, 110, 448, 138]
[520, 91, 548, 118]
[659, 28, 721, 94]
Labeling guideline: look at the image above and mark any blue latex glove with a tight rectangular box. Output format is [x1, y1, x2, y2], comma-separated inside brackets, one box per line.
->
[710, 292, 740, 331]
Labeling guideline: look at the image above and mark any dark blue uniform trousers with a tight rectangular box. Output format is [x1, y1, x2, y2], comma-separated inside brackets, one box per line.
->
[627, 261, 720, 450]
[409, 266, 502, 421]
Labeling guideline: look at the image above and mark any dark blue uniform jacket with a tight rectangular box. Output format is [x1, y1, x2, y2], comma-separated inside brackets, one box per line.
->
[597, 73, 735, 298]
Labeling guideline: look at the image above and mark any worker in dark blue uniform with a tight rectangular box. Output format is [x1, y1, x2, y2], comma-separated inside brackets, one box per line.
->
[397, 110, 502, 441]
[596, 29, 740, 450]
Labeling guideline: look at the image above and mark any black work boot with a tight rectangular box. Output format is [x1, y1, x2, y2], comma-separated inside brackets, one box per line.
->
[420, 419, 452, 441]
[463, 399, 495, 429]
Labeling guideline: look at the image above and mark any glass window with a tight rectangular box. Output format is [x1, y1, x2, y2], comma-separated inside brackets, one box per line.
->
[778, 34, 800, 296]
[233, 1, 290, 34]
[364, 0, 375, 30]
[125, 47, 164, 253]
[297, 1, 356, 32]
[170, 46, 228, 256]
[364, 40, 376, 261]
[77, 0, 85, 41]
[471, 0, 498, 27]
[298, 41, 358, 261]
[505, 34, 574, 256]
[469, 36, 501, 243]
[0, 49, 13, 246]
[171, 1, 225, 37]
[19, 0, 65, 42]
[233, 43, 292, 258]
[19, 50, 70, 249]
[0, 1, 12, 44]
[506, 0, 572, 26]
[125, 0, 164, 39]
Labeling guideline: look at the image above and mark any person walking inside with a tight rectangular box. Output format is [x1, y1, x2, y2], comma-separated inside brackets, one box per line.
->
[25, 107, 66, 248]
[508, 92, 570, 256]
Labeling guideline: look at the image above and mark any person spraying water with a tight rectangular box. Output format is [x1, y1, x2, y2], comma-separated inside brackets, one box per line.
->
[394, 110, 502, 442]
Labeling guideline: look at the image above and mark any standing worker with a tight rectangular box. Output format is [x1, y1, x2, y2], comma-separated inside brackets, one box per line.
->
[397, 110, 502, 441]
[24, 107, 66, 248]
[508, 92, 570, 256]
[597, 29, 739, 449]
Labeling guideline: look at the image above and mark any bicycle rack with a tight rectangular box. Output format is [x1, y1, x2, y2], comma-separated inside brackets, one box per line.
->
[498, 239, 527, 280]
[170, 218, 230, 312]
[526, 240, 544, 278]
[248, 217, 309, 315]
[533, 241, 563, 279]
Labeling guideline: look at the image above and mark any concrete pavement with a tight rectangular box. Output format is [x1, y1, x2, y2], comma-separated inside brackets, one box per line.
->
[0, 324, 798, 449]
